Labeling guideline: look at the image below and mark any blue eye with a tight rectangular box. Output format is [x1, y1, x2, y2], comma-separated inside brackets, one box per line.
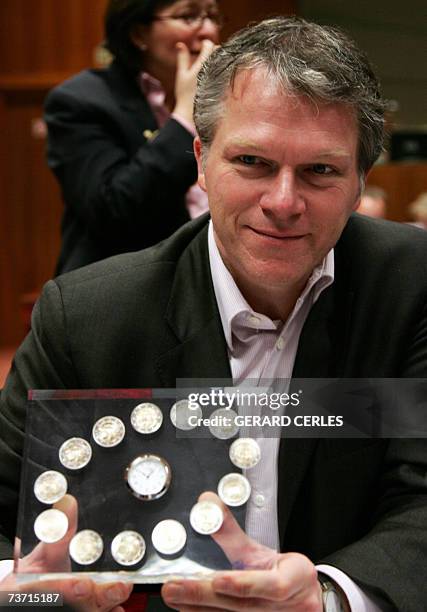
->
[239, 155, 260, 165]
[311, 164, 334, 175]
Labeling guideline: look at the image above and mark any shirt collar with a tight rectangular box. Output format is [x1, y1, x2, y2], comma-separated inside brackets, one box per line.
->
[138, 71, 164, 97]
[208, 220, 334, 351]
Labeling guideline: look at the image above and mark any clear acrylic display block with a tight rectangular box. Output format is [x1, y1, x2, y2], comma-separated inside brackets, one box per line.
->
[15, 389, 246, 584]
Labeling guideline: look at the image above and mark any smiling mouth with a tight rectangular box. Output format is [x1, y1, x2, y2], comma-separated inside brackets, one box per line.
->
[249, 227, 306, 240]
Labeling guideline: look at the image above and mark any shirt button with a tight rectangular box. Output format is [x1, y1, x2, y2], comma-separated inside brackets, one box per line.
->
[276, 337, 285, 350]
[248, 315, 260, 326]
[253, 494, 265, 508]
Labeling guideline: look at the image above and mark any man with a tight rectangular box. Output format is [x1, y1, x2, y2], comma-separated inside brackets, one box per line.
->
[1, 16, 427, 612]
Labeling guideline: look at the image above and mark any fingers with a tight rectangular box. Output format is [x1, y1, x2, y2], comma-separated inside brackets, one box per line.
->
[162, 579, 253, 612]
[93, 581, 133, 610]
[52, 578, 132, 612]
[176, 39, 216, 75]
[199, 492, 276, 569]
[195, 39, 217, 68]
[0, 578, 132, 612]
[212, 553, 320, 610]
[176, 42, 191, 72]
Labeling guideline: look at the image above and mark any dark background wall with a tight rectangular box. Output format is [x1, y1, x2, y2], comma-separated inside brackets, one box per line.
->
[299, 0, 427, 128]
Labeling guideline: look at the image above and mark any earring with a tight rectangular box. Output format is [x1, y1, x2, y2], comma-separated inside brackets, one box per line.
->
[138, 43, 147, 51]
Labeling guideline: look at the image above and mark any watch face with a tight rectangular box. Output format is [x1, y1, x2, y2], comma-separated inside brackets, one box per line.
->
[125, 454, 171, 500]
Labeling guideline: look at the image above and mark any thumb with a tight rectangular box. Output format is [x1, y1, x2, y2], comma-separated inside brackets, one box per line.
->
[191, 39, 216, 72]
[198, 492, 276, 570]
[199, 39, 217, 63]
[22, 494, 78, 573]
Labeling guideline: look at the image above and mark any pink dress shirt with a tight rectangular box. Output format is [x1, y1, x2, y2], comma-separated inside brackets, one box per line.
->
[208, 222, 382, 611]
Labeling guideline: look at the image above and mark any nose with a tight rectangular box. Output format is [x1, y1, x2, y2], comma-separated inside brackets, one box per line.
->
[259, 169, 306, 222]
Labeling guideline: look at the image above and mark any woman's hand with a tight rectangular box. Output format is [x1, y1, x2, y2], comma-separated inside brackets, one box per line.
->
[174, 39, 217, 125]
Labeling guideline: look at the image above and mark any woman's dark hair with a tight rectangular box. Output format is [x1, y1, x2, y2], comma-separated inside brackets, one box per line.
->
[104, 0, 176, 73]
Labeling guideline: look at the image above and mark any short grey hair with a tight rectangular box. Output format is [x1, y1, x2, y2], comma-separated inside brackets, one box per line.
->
[194, 16, 387, 175]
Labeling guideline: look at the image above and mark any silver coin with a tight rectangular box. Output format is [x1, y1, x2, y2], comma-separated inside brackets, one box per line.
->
[34, 509, 68, 543]
[131, 403, 163, 435]
[92, 416, 125, 447]
[229, 438, 261, 469]
[59, 437, 92, 470]
[34, 470, 68, 504]
[218, 473, 251, 507]
[151, 519, 187, 556]
[190, 501, 224, 535]
[209, 408, 239, 440]
[170, 399, 202, 431]
[69, 530, 104, 565]
[111, 530, 146, 566]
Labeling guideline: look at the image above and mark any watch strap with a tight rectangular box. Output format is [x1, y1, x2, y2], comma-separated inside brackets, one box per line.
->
[318, 572, 349, 612]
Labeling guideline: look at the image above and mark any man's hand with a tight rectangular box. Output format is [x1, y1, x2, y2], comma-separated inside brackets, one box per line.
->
[0, 495, 132, 611]
[162, 492, 323, 611]
[173, 39, 216, 125]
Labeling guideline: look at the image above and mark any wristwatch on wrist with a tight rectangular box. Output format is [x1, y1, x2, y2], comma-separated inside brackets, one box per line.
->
[318, 573, 349, 612]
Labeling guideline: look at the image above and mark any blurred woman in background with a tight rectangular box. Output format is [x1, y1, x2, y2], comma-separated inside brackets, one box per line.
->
[408, 192, 427, 230]
[45, 0, 220, 273]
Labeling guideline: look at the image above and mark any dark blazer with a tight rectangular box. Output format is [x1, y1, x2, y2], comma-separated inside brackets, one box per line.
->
[44, 60, 196, 273]
[1, 213, 427, 610]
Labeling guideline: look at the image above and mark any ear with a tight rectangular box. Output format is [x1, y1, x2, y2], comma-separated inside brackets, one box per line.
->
[130, 24, 148, 51]
[352, 172, 367, 211]
[193, 136, 207, 192]
[352, 195, 361, 212]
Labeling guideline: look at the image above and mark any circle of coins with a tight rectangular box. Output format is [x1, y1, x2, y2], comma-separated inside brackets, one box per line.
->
[34, 470, 68, 505]
[190, 501, 224, 535]
[69, 530, 104, 565]
[92, 416, 125, 448]
[209, 408, 239, 440]
[218, 473, 251, 507]
[131, 403, 163, 435]
[34, 509, 68, 543]
[170, 399, 202, 431]
[111, 530, 146, 566]
[152, 519, 187, 556]
[229, 438, 261, 469]
[59, 437, 92, 470]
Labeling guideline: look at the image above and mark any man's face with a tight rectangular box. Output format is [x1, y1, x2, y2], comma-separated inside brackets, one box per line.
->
[194, 67, 362, 307]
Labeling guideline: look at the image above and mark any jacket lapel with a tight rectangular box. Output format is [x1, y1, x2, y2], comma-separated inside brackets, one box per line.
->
[156, 223, 232, 386]
[278, 246, 355, 548]
[107, 60, 158, 127]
